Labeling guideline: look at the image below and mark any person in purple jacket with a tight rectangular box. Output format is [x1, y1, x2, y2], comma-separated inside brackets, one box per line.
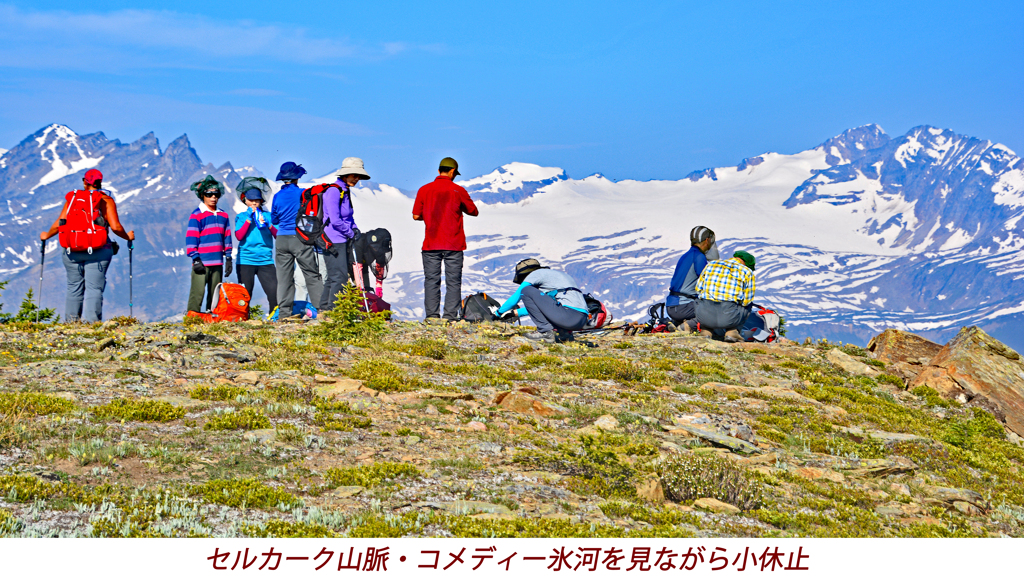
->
[320, 157, 368, 311]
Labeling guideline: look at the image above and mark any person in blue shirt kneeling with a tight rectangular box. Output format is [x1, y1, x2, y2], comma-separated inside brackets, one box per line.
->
[495, 258, 589, 344]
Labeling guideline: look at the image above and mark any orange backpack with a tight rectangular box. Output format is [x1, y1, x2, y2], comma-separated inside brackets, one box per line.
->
[185, 283, 250, 323]
[211, 283, 250, 322]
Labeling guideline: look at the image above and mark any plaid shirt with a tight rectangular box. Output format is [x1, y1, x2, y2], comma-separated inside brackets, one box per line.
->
[696, 257, 756, 305]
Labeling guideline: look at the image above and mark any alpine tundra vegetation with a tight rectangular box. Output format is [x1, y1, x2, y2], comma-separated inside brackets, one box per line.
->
[1, 287, 1024, 538]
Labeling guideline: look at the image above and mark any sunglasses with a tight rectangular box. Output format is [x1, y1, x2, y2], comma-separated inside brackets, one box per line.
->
[202, 191, 221, 198]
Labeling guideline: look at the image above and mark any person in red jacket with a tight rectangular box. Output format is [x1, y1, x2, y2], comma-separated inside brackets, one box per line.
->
[412, 157, 479, 321]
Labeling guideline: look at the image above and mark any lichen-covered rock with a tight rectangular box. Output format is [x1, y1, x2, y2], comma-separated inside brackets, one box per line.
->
[495, 392, 569, 418]
[826, 348, 880, 377]
[693, 497, 740, 515]
[911, 326, 1024, 436]
[867, 329, 942, 366]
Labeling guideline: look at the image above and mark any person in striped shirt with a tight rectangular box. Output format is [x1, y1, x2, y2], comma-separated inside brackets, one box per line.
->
[694, 250, 756, 342]
[185, 176, 232, 313]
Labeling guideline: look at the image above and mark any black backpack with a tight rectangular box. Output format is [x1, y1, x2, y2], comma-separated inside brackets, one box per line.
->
[351, 228, 393, 282]
[295, 183, 341, 253]
[458, 293, 501, 322]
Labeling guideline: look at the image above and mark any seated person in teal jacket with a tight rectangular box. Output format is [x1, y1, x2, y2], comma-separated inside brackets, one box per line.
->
[496, 258, 589, 344]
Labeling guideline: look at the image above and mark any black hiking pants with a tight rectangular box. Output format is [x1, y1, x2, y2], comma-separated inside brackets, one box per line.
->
[422, 250, 463, 320]
[238, 264, 278, 312]
[520, 286, 588, 333]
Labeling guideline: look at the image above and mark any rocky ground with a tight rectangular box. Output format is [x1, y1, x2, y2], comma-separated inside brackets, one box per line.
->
[2, 295, 1024, 538]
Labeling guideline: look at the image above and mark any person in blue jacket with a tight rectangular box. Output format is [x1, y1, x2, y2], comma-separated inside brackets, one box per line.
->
[234, 178, 278, 314]
[665, 226, 717, 331]
[495, 258, 589, 344]
[271, 161, 323, 317]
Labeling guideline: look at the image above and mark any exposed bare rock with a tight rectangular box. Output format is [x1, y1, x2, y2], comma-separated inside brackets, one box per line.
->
[495, 392, 569, 418]
[693, 497, 740, 515]
[867, 329, 943, 366]
[912, 326, 1024, 436]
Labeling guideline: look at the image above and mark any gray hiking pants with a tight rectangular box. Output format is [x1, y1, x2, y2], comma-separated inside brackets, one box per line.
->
[521, 285, 588, 333]
[320, 244, 350, 312]
[695, 299, 751, 337]
[62, 246, 113, 322]
[276, 235, 323, 315]
[422, 250, 463, 320]
[666, 301, 696, 323]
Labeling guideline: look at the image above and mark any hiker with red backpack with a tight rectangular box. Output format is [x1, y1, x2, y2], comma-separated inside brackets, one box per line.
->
[272, 161, 323, 319]
[185, 176, 232, 314]
[318, 158, 368, 312]
[494, 259, 590, 344]
[234, 177, 278, 315]
[39, 169, 134, 322]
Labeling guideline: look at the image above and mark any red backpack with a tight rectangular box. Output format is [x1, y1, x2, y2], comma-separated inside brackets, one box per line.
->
[58, 190, 108, 252]
[295, 184, 340, 253]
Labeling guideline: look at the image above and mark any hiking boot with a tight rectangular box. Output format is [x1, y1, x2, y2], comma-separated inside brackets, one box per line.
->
[665, 322, 677, 333]
[724, 329, 743, 343]
[697, 329, 713, 339]
[524, 330, 556, 344]
[555, 329, 575, 343]
[681, 320, 697, 333]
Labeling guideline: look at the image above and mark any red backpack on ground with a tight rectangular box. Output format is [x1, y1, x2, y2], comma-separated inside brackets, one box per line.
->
[184, 283, 250, 323]
[583, 293, 611, 330]
[58, 190, 108, 252]
[295, 184, 340, 254]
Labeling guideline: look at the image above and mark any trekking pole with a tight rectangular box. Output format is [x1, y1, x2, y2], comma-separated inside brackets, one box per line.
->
[128, 239, 134, 318]
[36, 239, 46, 323]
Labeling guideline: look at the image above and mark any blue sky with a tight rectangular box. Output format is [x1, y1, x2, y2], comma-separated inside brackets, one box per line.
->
[0, 0, 1021, 188]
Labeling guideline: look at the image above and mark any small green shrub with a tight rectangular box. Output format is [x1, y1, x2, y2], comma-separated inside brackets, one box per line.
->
[314, 414, 372, 431]
[193, 478, 301, 509]
[314, 284, 391, 344]
[876, 373, 904, 387]
[0, 508, 20, 535]
[324, 462, 421, 488]
[514, 435, 636, 498]
[92, 399, 186, 422]
[406, 338, 451, 360]
[243, 519, 336, 537]
[657, 452, 765, 510]
[347, 358, 423, 392]
[190, 384, 247, 401]
[204, 408, 271, 431]
[0, 392, 75, 416]
[572, 357, 660, 385]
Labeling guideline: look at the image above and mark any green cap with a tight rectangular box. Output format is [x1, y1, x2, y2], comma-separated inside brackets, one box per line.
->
[733, 250, 755, 271]
[439, 157, 460, 176]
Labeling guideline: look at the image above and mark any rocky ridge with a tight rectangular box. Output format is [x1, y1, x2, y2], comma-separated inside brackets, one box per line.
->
[1, 313, 1024, 538]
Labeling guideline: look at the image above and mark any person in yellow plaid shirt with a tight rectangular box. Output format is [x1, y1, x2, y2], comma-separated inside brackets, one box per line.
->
[693, 250, 756, 342]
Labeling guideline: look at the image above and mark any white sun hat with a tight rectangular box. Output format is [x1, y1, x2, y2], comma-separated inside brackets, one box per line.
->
[338, 157, 371, 180]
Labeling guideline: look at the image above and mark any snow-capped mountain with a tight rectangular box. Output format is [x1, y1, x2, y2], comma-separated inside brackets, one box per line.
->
[1, 123, 1021, 350]
[0, 124, 247, 321]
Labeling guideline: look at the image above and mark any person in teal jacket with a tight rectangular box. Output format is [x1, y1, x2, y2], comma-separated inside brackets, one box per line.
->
[495, 258, 589, 344]
[234, 180, 278, 313]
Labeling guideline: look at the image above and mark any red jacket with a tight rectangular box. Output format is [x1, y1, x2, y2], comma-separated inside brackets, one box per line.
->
[412, 175, 479, 251]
